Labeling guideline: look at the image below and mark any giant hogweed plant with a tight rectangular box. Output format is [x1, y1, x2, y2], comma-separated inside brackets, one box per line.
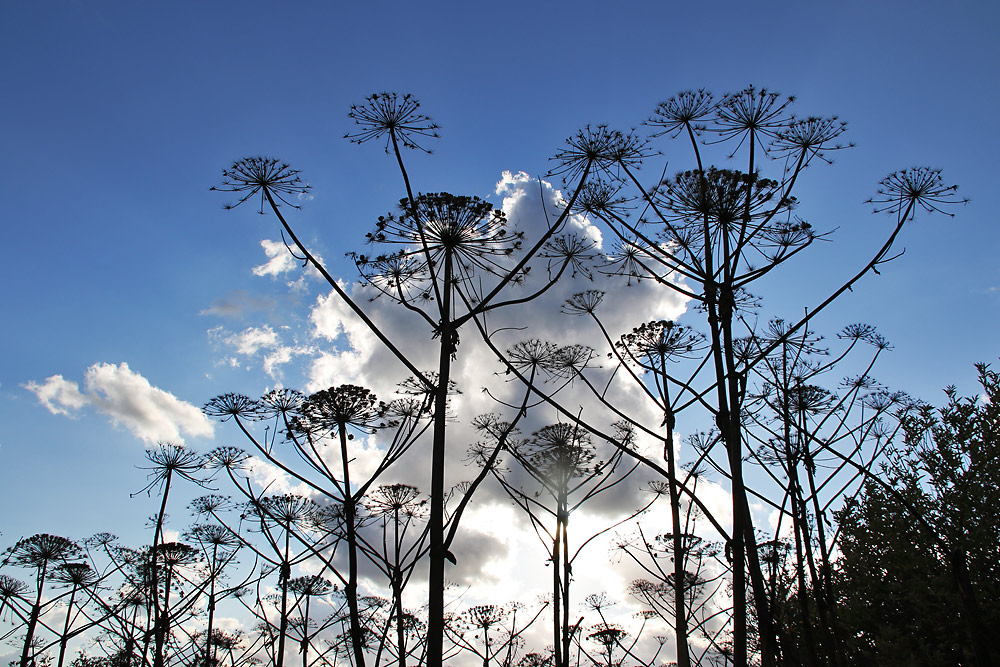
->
[207, 88, 966, 667]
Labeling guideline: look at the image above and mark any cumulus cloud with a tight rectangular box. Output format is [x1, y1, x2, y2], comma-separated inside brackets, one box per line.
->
[24, 362, 214, 444]
[496, 169, 603, 247]
[307, 288, 390, 391]
[211, 169, 706, 603]
[300, 171, 684, 389]
[24, 374, 88, 416]
[247, 171, 695, 590]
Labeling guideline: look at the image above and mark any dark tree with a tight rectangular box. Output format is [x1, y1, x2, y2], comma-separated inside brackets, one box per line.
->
[835, 363, 1000, 666]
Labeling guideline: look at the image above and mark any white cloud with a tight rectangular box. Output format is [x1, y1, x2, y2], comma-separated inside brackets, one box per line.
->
[262, 344, 311, 377]
[307, 288, 391, 391]
[25, 362, 214, 444]
[253, 239, 325, 288]
[253, 239, 298, 277]
[224, 325, 280, 356]
[496, 170, 603, 247]
[23, 374, 88, 416]
[767, 508, 795, 541]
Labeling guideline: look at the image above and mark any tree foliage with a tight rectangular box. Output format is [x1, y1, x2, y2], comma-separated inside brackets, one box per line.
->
[835, 363, 1000, 665]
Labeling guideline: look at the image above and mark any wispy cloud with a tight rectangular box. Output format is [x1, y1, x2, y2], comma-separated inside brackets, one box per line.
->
[209, 324, 314, 380]
[222, 325, 280, 356]
[200, 289, 276, 318]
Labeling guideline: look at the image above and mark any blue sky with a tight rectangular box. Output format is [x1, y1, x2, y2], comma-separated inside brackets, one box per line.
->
[1, 0, 998, 640]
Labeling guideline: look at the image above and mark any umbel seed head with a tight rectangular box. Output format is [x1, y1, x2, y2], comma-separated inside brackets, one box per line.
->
[868, 167, 967, 220]
[346, 92, 440, 153]
[213, 157, 309, 213]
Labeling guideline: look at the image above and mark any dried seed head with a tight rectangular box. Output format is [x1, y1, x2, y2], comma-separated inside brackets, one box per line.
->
[213, 157, 309, 213]
[647, 90, 717, 137]
[345, 92, 440, 153]
[868, 167, 967, 220]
